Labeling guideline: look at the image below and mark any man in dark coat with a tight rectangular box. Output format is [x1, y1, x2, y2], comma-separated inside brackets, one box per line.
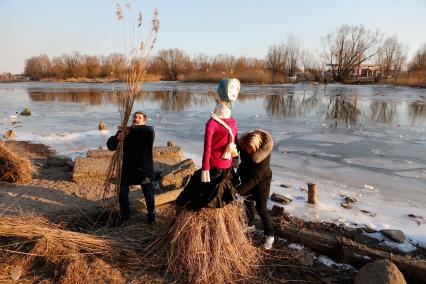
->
[236, 129, 274, 249]
[107, 111, 155, 224]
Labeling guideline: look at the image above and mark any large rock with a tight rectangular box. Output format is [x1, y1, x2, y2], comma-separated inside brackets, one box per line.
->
[87, 150, 114, 158]
[271, 192, 293, 205]
[73, 156, 111, 184]
[19, 108, 31, 116]
[86, 146, 184, 164]
[98, 121, 107, 130]
[3, 130, 16, 138]
[381, 230, 406, 243]
[153, 146, 184, 164]
[355, 259, 406, 284]
[73, 146, 185, 184]
[138, 188, 183, 208]
[160, 159, 196, 189]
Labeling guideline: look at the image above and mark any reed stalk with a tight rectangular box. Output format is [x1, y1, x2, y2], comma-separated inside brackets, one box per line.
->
[103, 2, 160, 208]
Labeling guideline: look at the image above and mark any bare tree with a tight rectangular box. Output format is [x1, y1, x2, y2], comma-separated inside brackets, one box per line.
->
[62, 52, 86, 78]
[300, 49, 321, 81]
[192, 53, 211, 72]
[107, 53, 126, 79]
[321, 25, 383, 81]
[286, 34, 301, 76]
[24, 54, 51, 80]
[51, 56, 67, 79]
[408, 43, 426, 72]
[376, 36, 407, 78]
[211, 54, 236, 73]
[234, 56, 249, 72]
[265, 44, 288, 82]
[156, 48, 191, 80]
[246, 57, 266, 70]
[84, 55, 101, 78]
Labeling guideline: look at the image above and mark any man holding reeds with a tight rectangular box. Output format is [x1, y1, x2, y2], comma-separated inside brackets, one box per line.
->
[107, 111, 156, 225]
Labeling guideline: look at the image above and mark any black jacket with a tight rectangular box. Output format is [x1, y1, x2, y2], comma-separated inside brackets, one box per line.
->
[107, 125, 155, 185]
[237, 130, 273, 195]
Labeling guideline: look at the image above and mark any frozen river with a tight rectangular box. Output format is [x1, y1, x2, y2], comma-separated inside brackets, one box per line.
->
[1, 81, 425, 249]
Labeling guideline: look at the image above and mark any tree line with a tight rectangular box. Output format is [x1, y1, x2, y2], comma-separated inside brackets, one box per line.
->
[23, 24, 426, 83]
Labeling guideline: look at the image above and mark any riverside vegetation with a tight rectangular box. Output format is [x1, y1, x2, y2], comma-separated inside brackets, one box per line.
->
[2, 25, 424, 87]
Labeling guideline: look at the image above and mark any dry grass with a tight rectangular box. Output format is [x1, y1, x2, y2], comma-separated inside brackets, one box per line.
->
[390, 71, 426, 87]
[148, 201, 259, 283]
[0, 215, 137, 257]
[0, 212, 147, 283]
[0, 141, 34, 183]
[182, 70, 270, 84]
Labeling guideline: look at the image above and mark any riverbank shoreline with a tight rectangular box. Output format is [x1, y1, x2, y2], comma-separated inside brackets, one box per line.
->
[1, 140, 425, 282]
[1, 77, 425, 88]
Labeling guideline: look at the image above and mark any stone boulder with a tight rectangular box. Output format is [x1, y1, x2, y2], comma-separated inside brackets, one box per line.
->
[73, 146, 185, 185]
[19, 108, 31, 116]
[73, 156, 111, 184]
[98, 121, 107, 130]
[381, 230, 406, 243]
[355, 259, 406, 284]
[3, 130, 16, 138]
[87, 150, 114, 158]
[160, 159, 196, 189]
[271, 192, 293, 205]
[153, 146, 184, 164]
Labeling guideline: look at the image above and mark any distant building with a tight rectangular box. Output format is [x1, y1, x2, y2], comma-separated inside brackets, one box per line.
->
[356, 64, 380, 78]
[321, 63, 380, 79]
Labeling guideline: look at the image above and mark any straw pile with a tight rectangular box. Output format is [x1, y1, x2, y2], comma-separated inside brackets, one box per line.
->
[0, 141, 33, 183]
[0, 213, 141, 283]
[149, 201, 259, 283]
[0, 215, 136, 258]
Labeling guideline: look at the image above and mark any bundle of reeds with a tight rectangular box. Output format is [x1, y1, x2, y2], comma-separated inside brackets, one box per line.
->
[103, 2, 160, 204]
[149, 201, 259, 283]
[0, 215, 135, 258]
[0, 141, 33, 183]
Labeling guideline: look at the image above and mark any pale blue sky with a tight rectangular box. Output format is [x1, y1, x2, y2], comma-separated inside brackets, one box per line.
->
[1, 0, 425, 73]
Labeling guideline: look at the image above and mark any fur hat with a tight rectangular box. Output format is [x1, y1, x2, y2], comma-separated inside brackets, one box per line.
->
[217, 78, 240, 103]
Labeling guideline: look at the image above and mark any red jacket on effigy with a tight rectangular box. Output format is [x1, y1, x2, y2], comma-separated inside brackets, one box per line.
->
[202, 117, 238, 171]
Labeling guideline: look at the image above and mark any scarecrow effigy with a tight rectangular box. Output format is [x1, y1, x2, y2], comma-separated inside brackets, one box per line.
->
[157, 78, 259, 283]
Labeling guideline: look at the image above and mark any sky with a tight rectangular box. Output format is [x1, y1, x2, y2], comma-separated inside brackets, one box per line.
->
[1, 0, 426, 74]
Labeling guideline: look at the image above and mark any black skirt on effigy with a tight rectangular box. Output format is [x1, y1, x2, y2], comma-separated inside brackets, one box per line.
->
[176, 167, 237, 211]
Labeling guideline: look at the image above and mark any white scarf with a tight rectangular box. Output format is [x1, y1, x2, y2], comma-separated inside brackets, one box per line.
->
[210, 112, 238, 160]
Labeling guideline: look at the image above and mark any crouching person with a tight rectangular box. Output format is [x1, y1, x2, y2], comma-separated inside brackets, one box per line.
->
[107, 111, 156, 225]
[237, 129, 274, 249]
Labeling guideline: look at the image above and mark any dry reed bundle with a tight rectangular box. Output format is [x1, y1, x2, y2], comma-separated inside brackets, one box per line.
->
[149, 201, 259, 283]
[103, 2, 160, 205]
[0, 212, 161, 282]
[0, 215, 136, 258]
[1, 233, 126, 283]
[0, 141, 33, 183]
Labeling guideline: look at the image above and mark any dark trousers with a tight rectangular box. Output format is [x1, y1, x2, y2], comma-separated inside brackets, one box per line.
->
[119, 182, 156, 220]
[243, 176, 274, 236]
